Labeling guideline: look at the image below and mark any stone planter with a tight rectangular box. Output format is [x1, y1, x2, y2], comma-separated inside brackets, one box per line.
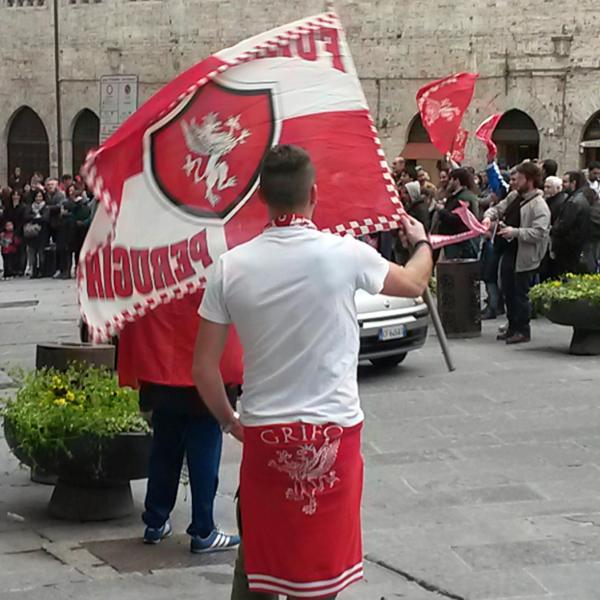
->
[29, 342, 117, 486]
[544, 300, 600, 355]
[4, 420, 151, 521]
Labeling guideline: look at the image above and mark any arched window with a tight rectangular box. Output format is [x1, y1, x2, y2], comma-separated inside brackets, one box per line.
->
[492, 109, 540, 166]
[407, 115, 432, 145]
[72, 109, 100, 176]
[7, 107, 50, 183]
[581, 112, 600, 167]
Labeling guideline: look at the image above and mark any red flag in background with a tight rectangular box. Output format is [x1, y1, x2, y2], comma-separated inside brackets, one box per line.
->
[476, 113, 503, 159]
[451, 128, 469, 164]
[416, 72, 478, 155]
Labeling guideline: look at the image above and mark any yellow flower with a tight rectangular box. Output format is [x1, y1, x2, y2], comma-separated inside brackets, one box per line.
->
[66, 391, 75, 402]
[54, 398, 67, 407]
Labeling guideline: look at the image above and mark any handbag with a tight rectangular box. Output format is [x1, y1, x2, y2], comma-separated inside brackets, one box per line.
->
[23, 223, 41, 239]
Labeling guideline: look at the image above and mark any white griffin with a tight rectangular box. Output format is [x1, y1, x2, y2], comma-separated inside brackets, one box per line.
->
[181, 112, 251, 207]
[268, 439, 341, 516]
[423, 98, 461, 127]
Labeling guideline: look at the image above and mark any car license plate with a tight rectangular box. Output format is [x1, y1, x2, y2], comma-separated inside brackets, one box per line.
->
[378, 325, 407, 341]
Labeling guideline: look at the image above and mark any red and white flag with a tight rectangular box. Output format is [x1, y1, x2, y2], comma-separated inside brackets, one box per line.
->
[79, 12, 403, 341]
[475, 113, 503, 159]
[450, 128, 469, 164]
[416, 72, 478, 155]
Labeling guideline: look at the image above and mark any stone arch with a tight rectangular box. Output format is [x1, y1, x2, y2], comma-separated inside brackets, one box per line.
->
[6, 106, 50, 183]
[406, 113, 431, 144]
[579, 111, 600, 167]
[71, 108, 100, 176]
[492, 109, 540, 166]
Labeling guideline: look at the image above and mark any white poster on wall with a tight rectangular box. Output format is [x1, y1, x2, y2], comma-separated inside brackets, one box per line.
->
[99, 75, 139, 143]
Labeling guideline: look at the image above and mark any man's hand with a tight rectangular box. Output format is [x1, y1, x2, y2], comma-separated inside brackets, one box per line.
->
[399, 214, 427, 249]
[229, 418, 244, 443]
[498, 226, 517, 240]
[482, 217, 492, 231]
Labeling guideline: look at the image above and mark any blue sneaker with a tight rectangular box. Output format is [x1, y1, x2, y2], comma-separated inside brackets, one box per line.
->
[143, 520, 173, 544]
[190, 528, 240, 554]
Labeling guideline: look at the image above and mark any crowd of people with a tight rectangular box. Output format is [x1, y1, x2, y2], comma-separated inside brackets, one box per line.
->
[4, 151, 600, 348]
[0, 168, 96, 279]
[390, 153, 600, 344]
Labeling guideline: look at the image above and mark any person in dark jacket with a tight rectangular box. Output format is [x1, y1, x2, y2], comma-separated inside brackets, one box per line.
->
[539, 176, 566, 281]
[68, 193, 92, 271]
[552, 171, 592, 275]
[23, 190, 50, 278]
[436, 168, 480, 259]
[404, 181, 431, 230]
[3, 190, 27, 275]
[543, 176, 567, 225]
[8, 167, 24, 191]
[54, 184, 78, 279]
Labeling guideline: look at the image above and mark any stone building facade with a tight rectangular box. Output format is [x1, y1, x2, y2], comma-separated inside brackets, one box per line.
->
[2, 0, 600, 182]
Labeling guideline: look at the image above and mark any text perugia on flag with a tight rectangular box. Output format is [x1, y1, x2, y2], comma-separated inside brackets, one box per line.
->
[150, 82, 275, 219]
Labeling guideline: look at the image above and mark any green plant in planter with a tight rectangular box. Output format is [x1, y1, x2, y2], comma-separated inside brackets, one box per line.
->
[2, 363, 149, 462]
[530, 274, 600, 312]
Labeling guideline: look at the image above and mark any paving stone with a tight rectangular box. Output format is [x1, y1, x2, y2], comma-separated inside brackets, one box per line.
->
[366, 447, 461, 466]
[525, 562, 600, 595]
[0, 531, 47, 554]
[0, 550, 87, 592]
[453, 537, 600, 570]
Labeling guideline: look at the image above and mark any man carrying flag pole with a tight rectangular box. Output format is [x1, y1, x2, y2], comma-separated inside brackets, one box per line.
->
[193, 145, 433, 599]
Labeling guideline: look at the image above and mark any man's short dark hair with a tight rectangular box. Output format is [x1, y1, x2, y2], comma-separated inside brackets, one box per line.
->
[588, 161, 600, 171]
[259, 145, 315, 209]
[542, 159, 558, 177]
[449, 167, 476, 192]
[515, 162, 542, 188]
[565, 170, 587, 190]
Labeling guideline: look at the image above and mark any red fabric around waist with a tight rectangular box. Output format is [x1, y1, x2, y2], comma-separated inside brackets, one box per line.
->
[240, 422, 364, 599]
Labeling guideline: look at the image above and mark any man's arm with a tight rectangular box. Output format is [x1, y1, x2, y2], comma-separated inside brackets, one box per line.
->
[380, 215, 433, 298]
[192, 319, 243, 442]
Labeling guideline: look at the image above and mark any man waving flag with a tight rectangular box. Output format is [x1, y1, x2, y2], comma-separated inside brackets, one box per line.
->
[79, 11, 403, 341]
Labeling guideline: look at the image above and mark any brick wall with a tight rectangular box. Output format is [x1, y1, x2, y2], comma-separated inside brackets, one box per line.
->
[1, 0, 599, 179]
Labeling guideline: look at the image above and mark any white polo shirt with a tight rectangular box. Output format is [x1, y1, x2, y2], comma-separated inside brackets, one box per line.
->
[199, 224, 390, 427]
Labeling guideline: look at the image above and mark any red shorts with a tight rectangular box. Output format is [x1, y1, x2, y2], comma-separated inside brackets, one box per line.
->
[240, 422, 364, 599]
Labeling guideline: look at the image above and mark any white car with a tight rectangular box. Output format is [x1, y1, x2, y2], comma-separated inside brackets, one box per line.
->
[356, 289, 429, 368]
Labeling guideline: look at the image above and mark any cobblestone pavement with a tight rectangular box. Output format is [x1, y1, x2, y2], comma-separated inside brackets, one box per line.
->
[1, 278, 600, 599]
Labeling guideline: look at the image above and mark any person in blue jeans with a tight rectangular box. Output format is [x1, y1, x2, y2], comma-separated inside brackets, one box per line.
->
[141, 382, 240, 552]
[116, 289, 243, 553]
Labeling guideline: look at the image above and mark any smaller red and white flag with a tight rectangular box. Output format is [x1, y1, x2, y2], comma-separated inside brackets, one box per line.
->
[416, 72, 478, 155]
[475, 113, 503, 159]
[451, 128, 469, 164]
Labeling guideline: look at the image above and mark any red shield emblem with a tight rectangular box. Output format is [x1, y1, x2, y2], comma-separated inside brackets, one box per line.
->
[150, 82, 275, 219]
